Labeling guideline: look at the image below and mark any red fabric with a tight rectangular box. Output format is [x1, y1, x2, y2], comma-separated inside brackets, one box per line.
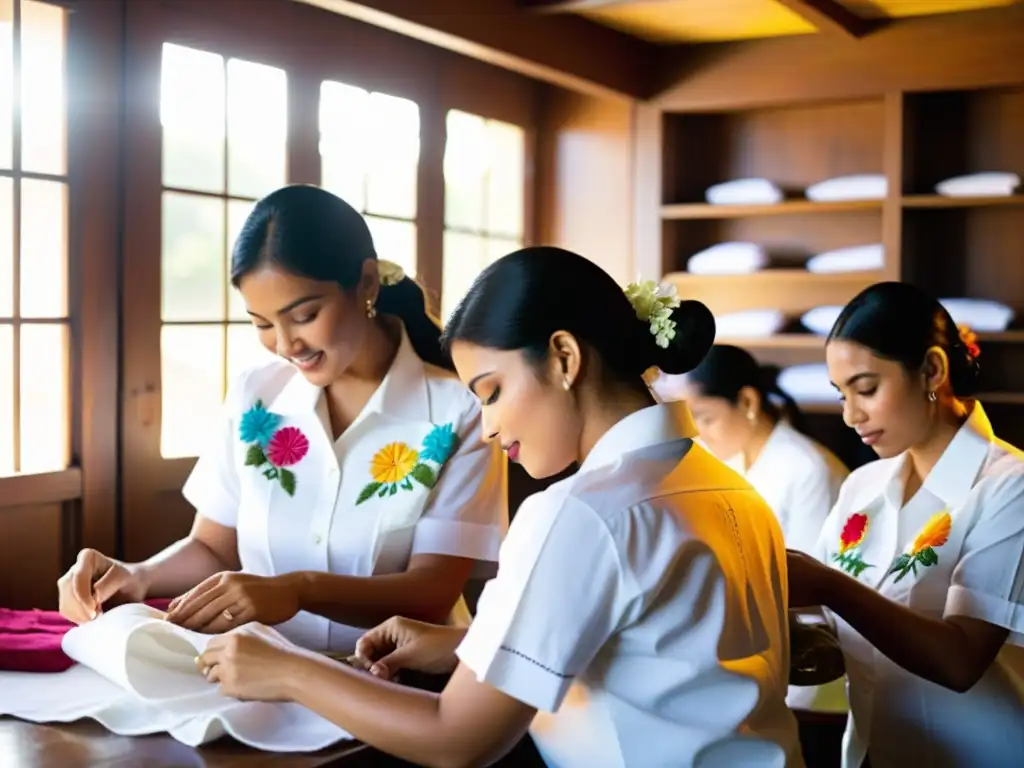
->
[0, 599, 173, 673]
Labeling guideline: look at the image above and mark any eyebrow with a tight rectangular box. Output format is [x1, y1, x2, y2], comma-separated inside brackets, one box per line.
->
[831, 371, 878, 390]
[247, 294, 324, 319]
[467, 371, 494, 395]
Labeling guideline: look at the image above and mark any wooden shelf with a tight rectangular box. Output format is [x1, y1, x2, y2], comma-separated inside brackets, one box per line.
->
[661, 199, 882, 220]
[797, 393, 1024, 414]
[902, 195, 1024, 209]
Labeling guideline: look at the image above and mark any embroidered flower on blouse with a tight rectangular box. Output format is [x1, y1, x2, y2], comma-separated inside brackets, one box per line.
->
[832, 512, 874, 577]
[624, 279, 681, 349]
[889, 510, 951, 583]
[356, 423, 460, 506]
[240, 401, 308, 498]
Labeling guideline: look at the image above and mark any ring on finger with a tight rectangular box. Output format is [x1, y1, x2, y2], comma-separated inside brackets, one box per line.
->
[222, 609, 235, 623]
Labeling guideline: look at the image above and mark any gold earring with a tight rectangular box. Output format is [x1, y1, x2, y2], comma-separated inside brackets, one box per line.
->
[928, 391, 937, 403]
[365, 299, 377, 319]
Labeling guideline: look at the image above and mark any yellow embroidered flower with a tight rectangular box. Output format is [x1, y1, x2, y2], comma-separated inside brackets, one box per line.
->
[910, 511, 952, 555]
[370, 442, 419, 485]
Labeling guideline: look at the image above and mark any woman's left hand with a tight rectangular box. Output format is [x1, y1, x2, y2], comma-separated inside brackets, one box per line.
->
[198, 627, 301, 701]
[786, 549, 836, 609]
[166, 572, 301, 633]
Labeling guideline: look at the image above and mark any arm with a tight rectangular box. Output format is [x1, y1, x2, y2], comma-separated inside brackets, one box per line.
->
[133, 516, 242, 598]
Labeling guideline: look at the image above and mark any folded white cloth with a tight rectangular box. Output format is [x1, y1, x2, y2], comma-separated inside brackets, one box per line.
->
[714, 309, 787, 338]
[935, 172, 1020, 198]
[806, 174, 887, 202]
[806, 244, 884, 274]
[802, 306, 843, 336]
[939, 298, 1016, 332]
[777, 364, 839, 405]
[705, 178, 784, 205]
[687, 242, 768, 275]
[0, 604, 351, 751]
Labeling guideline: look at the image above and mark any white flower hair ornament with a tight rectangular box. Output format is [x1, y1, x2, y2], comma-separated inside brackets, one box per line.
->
[377, 259, 406, 287]
[624, 279, 681, 349]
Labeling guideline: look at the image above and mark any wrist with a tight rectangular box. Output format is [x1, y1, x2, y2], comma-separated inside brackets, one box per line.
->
[280, 650, 323, 703]
[125, 562, 152, 599]
[277, 571, 315, 610]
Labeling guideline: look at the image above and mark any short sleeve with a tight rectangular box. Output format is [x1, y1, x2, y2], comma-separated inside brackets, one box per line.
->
[784, 463, 836, 555]
[945, 472, 1024, 644]
[410, 399, 508, 575]
[180, 374, 246, 528]
[455, 493, 624, 712]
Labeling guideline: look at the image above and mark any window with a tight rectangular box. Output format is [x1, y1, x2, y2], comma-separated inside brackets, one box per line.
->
[0, 0, 69, 477]
[442, 110, 525, 320]
[158, 43, 285, 459]
[319, 80, 419, 278]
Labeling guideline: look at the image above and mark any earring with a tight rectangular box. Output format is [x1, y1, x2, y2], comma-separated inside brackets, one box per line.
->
[562, 377, 571, 391]
[365, 299, 377, 319]
[928, 391, 937, 403]
[746, 411, 755, 422]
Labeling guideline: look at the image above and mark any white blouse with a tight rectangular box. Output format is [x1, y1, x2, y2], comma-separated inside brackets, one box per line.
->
[456, 402, 802, 768]
[182, 327, 508, 652]
[813, 403, 1024, 768]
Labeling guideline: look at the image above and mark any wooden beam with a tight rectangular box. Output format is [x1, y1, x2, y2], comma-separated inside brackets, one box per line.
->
[293, 0, 657, 100]
[515, 0, 653, 11]
[774, 0, 875, 39]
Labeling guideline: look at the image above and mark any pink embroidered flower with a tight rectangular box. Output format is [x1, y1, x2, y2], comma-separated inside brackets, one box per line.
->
[266, 427, 309, 467]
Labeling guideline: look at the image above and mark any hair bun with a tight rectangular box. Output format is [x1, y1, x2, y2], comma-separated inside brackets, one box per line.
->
[655, 300, 716, 375]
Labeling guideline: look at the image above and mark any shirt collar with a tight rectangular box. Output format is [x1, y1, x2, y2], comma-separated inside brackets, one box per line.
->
[581, 401, 698, 474]
[270, 323, 431, 423]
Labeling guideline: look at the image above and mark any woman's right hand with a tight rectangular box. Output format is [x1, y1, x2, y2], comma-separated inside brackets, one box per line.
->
[57, 549, 149, 624]
[353, 616, 465, 680]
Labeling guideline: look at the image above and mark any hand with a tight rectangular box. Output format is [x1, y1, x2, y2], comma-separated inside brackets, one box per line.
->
[198, 626, 303, 701]
[57, 549, 148, 624]
[354, 616, 465, 680]
[166, 572, 300, 634]
[787, 549, 836, 609]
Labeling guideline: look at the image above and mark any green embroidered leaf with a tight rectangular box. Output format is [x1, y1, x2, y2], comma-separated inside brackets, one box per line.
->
[889, 554, 911, 574]
[245, 445, 267, 467]
[411, 463, 437, 489]
[918, 547, 939, 567]
[263, 467, 279, 480]
[378, 485, 389, 498]
[389, 483, 398, 496]
[254, 399, 264, 409]
[848, 556, 872, 578]
[356, 482, 381, 506]
[279, 469, 296, 497]
[402, 477, 414, 491]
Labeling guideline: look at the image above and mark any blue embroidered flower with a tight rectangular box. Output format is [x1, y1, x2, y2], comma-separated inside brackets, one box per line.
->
[420, 423, 457, 465]
[239, 399, 281, 447]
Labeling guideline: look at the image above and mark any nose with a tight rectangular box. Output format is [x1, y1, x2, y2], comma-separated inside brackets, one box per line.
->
[842, 398, 866, 429]
[480, 408, 499, 443]
[275, 326, 297, 358]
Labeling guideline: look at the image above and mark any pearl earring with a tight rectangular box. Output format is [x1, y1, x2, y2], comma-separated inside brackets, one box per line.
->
[928, 391, 937, 403]
[365, 299, 377, 319]
[746, 411, 755, 422]
[562, 378, 571, 391]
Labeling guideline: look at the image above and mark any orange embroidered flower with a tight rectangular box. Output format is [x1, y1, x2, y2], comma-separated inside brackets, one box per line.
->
[958, 324, 981, 360]
[889, 510, 952, 583]
[839, 513, 869, 554]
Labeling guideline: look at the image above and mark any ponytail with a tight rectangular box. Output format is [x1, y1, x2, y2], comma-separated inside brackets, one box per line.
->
[376, 277, 453, 371]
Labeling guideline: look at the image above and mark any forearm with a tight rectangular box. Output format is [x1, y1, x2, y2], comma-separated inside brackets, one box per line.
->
[134, 538, 238, 598]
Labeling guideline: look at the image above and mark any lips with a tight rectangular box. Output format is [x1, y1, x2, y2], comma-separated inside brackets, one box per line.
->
[290, 351, 324, 372]
[858, 430, 883, 447]
[505, 442, 520, 462]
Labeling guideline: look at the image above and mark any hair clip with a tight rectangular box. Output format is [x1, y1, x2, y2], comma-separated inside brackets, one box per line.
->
[957, 324, 981, 360]
[377, 259, 406, 287]
[624, 279, 681, 349]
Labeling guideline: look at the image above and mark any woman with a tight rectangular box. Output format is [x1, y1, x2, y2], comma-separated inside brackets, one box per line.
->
[658, 345, 848, 555]
[196, 247, 803, 768]
[788, 282, 1024, 768]
[57, 185, 507, 653]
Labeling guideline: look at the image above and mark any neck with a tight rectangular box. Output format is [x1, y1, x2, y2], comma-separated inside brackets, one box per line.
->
[577, 383, 654, 464]
[742, 416, 776, 470]
[327, 318, 399, 396]
[906, 399, 971, 486]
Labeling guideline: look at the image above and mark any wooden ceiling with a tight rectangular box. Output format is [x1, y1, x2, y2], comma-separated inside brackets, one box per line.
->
[519, 0, 1020, 43]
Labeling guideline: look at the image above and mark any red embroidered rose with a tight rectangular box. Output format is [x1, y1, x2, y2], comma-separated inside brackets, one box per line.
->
[838, 513, 869, 554]
[266, 427, 309, 468]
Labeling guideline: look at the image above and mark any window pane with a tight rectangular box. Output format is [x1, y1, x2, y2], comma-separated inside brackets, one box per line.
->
[442, 231, 486, 322]
[366, 216, 416, 279]
[444, 111, 487, 231]
[161, 324, 224, 459]
[20, 178, 67, 318]
[226, 198, 255, 321]
[486, 237, 521, 265]
[20, 0, 66, 175]
[319, 80, 368, 211]
[162, 191, 225, 322]
[19, 323, 68, 474]
[0, 0, 11, 170]
[486, 120, 525, 239]
[161, 43, 225, 193]
[0, 177, 10, 316]
[365, 92, 419, 219]
[227, 323, 273, 384]
[0, 324, 12, 475]
[227, 58, 286, 199]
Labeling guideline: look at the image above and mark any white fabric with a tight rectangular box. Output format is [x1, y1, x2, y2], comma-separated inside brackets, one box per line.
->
[182, 325, 507, 652]
[777, 364, 839, 405]
[456, 402, 802, 768]
[812, 404, 1024, 768]
[0, 604, 351, 750]
[705, 178, 784, 205]
[801, 306, 843, 336]
[714, 309, 787, 338]
[806, 245, 884, 274]
[806, 175, 887, 202]
[936, 172, 1020, 198]
[687, 242, 768, 275]
[939, 298, 1016, 333]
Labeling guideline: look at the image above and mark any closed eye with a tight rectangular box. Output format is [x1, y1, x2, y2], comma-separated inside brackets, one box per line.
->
[293, 311, 319, 325]
[483, 386, 501, 406]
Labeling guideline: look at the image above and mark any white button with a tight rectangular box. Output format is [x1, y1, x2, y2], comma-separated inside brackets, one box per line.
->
[313, 533, 323, 545]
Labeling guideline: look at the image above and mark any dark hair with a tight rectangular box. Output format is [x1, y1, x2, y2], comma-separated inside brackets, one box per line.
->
[230, 185, 451, 371]
[441, 246, 716, 386]
[687, 344, 807, 432]
[827, 281, 980, 398]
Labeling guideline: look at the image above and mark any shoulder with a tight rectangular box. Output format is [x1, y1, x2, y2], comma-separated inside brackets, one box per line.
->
[420, 360, 481, 431]
[975, 438, 1024, 511]
[839, 455, 899, 504]
[769, 423, 839, 476]
[224, 358, 297, 413]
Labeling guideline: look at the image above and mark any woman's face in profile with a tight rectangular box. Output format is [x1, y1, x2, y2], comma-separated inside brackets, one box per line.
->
[679, 383, 754, 461]
[450, 341, 581, 479]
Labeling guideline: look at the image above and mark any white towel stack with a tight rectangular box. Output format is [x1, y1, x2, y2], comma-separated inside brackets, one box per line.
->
[714, 309, 787, 339]
[806, 174, 887, 202]
[777, 364, 839, 405]
[806, 244, 884, 274]
[705, 178, 784, 206]
[687, 242, 769, 275]
[801, 306, 844, 336]
[939, 298, 1015, 332]
[935, 172, 1020, 198]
